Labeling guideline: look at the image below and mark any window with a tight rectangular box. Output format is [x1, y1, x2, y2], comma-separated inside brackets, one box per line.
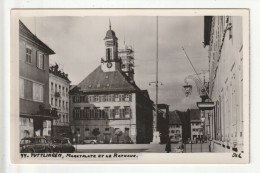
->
[114, 107, 120, 118]
[119, 94, 124, 101]
[90, 109, 94, 119]
[89, 95, 95, 102]
[66, 102, 68, 110]
[105, 128, 109, 132]
[99, 95, 102, 102]
[59, 100, 61, 107]
[94, 108, 99, 119]
[36, 52, 44, 69]
[59, 85, 61, 92]
[84, 108, 90, 119]
[80, 96, 85, 102]
[19, 78, 24, 98]
[104, 107, 110, 118]
[55, 99, 57, 106]
[74, 108, 80, 119]
[94, 95, 99, 102]
[51, 82, 53, 91]
[55, 84, 57, 92]
[115, 95, 119, 101]
[106, 48, 111, 61]
[85, 128, 89, 131]
[73, 96, 80, 103]
[62, 101, 64, 108]
[125, 94, 132, 101]
[124, 107, 131, 118]
[33, 82, 43, 102]
[108, 95, 112, 102]
[51, 97, 53, 105]
[26, 46, 32, 63]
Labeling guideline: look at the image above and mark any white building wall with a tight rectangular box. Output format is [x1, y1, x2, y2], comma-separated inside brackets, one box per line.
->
[49, 73, 70, 126]
[208, 16, 243, 152]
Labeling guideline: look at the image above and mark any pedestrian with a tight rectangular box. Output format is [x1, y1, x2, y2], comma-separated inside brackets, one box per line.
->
[165, 138, 171, 153]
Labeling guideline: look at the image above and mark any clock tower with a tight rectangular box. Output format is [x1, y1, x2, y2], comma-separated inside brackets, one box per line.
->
[101, 21, 121, 72]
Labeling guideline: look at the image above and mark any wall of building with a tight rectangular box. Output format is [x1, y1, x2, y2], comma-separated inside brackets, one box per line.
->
[208, 16, 243, 152]
[69, 92, 138, 143]
[190, 122, 203, 142]
[169, 124, 182, 142]
[136, 93, 153, 144]
[19, 38, 50, 115]
[49, 73, 70, 127]
[19, 36, 50, 139]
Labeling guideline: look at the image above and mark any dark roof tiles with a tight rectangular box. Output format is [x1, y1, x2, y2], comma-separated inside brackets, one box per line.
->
[169, 111, 182, 125]
[77, 65, 138, 93]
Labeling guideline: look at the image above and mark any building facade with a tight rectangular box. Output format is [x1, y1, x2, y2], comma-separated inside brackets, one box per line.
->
[49, 64, 71, 137]
[19, 20, 57, 139]
[168, 111, 182, 143]
[204, 16, 243, 152]
[69, 25, 154, 144]
[190, 109, 203, 143]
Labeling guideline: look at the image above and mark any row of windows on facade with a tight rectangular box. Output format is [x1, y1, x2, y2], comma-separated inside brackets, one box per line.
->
[170, 130, 181, 134]
[26, 47, 45, 70]
[50, 82, 69, 96]
[75, 127, 130, 133]
[192, 128, 202, 132]
[19, 78, 44, 102]
[56, 114, 69, 124]
[191, 122, 201, 126]
[72, 94, 132, 103]
[51, 97, 68, 109]
[73, 107, 131, 120]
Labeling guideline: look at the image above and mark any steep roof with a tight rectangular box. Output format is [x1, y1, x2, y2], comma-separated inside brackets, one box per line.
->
[75, 65, 140, 93]
[189, 109, 201, 122]
[169, 111, 182, 125]
[19, 20, 55, 54]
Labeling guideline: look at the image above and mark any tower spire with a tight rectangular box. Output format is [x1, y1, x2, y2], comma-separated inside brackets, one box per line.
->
[109, 18, 111, 30]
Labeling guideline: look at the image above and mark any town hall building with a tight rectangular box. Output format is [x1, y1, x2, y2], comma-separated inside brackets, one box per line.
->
[69, 24, 154, 144]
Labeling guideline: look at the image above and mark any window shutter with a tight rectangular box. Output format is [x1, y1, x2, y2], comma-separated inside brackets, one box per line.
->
[129, 94, 132, 101]
[42, 54, 45, 70]
[36, 51, 38, 67]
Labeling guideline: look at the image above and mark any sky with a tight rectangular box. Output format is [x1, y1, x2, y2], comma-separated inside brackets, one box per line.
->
[20, 16, 209, 111]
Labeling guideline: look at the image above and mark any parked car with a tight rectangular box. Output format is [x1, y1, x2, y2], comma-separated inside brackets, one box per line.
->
[83, 138, 97, 144]
[20, 137, 52, 153]
[51, 137, 75, 153]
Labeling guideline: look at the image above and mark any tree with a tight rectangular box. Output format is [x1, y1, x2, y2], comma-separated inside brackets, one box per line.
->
[114, 129, 123, 144]
[92, 128, 100, 140]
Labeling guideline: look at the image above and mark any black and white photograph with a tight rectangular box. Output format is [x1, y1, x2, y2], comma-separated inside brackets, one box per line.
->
[10, 9, 249, 164]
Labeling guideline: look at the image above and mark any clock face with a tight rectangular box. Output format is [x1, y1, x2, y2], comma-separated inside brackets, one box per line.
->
[107, 62, 112, 68]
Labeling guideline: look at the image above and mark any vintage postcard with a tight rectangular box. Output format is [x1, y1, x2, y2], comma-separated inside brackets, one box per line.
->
[10, 9, 249, 164]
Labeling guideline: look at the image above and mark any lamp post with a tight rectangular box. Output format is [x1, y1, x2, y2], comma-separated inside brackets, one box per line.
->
[149, 16, 162, 144]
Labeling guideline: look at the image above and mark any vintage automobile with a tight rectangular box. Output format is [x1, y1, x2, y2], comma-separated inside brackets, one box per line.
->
[83, 138, 97, 144]
[20, 137, 52, 153]
[51, 138, 75, 153]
